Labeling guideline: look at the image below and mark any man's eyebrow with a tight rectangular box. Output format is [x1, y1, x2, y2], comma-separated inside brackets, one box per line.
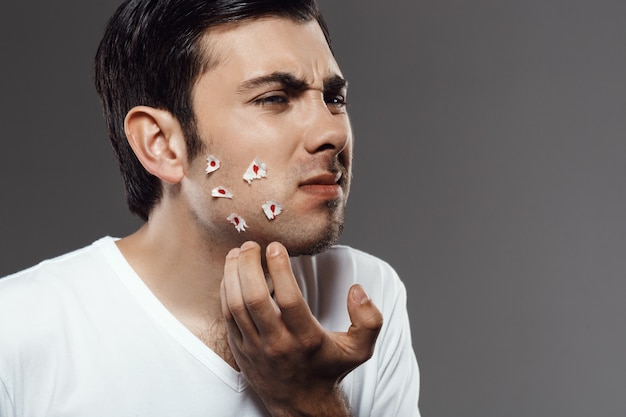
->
[237, 72, 308, 94]
[237, 72, 348, 95]
[324, 74, 348, 92]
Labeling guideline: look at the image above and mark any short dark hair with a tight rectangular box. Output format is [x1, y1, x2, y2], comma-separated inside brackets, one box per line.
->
[94, 0, 331, 221]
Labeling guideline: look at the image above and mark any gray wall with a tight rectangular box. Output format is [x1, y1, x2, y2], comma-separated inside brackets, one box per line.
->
[2, 1, 625, 416]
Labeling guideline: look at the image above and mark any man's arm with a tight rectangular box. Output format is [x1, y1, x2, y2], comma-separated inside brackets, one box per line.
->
[221, 241, 383, 417]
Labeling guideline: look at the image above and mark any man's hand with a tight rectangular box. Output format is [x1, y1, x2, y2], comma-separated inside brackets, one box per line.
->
[220, 241, 383, 417]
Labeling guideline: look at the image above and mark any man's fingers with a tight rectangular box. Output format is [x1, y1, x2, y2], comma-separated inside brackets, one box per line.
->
[220, 275, 242, 343]
[345, 284, 383, 362]
[237, 241, 281, 336]
[222, 246, 258, 338]
[222, 241, 283, 342]
[266, 242, 321, 338]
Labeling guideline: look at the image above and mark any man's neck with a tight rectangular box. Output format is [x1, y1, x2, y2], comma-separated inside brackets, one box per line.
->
[115, 208, 236, 364]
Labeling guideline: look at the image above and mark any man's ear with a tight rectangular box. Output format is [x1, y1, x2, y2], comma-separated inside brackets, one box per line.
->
[124, 106, 187, 184]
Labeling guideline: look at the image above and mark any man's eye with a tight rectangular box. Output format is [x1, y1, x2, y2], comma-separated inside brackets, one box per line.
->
[254, 93, 289, 105]
[324, 94, 347, 107]
[324, 94, 347, 113]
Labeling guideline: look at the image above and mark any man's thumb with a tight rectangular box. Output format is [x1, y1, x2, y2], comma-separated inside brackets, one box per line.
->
[346, 284, 383, 361]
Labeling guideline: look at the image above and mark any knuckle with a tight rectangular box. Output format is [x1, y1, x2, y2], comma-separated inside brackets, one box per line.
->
[239, 340, 259, 357]
[363, 310, 384, 331]
[298, 332, 324, 352]
[259, 332, 323, 359]
[244, 294, 268, 312]
[263, 340, 289, 359]
[222, 308, 234, 321]
[372, 313, 384, 330]
[228, 301, 248, 316]
[276, 296, 301, 313]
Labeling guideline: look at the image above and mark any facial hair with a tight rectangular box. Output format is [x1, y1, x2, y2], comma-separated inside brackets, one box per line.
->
[284, 198, 346, 257]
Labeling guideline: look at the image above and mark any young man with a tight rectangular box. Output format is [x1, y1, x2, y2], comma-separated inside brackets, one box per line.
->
[0, 1, 420, 416]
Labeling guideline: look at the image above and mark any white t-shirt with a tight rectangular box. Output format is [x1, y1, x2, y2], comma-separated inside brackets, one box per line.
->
[0, 237, 419, 416]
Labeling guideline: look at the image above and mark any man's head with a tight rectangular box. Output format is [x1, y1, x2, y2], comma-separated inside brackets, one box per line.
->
[95, 0, 352, 256]
[94, 0, 332, 221]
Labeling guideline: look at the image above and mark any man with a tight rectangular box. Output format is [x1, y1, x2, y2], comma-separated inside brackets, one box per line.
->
[0, 0, 419, 415]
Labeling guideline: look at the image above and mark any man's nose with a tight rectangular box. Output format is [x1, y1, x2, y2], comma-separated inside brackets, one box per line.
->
[301, 96, 351, 156]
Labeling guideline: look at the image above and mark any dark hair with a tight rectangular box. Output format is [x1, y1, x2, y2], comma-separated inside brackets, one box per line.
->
[94, 0, 331, 221]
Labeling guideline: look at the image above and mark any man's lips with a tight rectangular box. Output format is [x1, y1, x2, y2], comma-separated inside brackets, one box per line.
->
[299, 171, 343, 186]
[299, 172, 344, 199]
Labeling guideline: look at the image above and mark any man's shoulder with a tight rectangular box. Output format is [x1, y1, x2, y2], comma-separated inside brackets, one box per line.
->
[0, 237, 116, 300]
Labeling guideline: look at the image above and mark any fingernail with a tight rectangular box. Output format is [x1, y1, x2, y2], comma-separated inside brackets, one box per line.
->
[267, 242, 282, 257]
[352, 285, 371, 305]
[240, 241, 257, 251]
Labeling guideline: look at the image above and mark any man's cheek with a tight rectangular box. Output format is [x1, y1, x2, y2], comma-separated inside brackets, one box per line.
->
[204, 153, 284, 232]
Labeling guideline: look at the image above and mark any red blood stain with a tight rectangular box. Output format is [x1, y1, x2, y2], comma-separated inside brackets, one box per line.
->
[234, 217, 240, 225]
[253, 164, 259, 175]
[270, 205, 276, 213]
[210, 161, 216, 167]
[219, 189, 226, 195]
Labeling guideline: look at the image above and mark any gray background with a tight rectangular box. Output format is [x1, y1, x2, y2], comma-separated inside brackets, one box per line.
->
[1, 1, 625, 416]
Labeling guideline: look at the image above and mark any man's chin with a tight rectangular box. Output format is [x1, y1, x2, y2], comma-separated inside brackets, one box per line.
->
[243, 202, 346, 257]
[284, 220, 344, 257]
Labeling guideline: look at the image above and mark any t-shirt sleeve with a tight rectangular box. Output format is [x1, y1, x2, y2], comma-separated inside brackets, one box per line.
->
[0, 373, 15, 417]
[370, 271, 421, 417]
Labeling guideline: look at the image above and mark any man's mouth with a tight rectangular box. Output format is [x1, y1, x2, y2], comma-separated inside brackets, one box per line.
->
[299, 171, 342, 186]
[299, 171, 345, 199]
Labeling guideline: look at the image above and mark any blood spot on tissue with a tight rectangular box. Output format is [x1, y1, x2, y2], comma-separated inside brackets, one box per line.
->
[211, 187, 233, 199]
[243, 158, 267, 184]
[205, 155, 221, 174]
[227, 213, 248, 232]
[262, 201, 283, 220]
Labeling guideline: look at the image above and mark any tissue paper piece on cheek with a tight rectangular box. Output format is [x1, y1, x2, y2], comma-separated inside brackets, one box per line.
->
[211, 186, 233, 199]
[243, 159, 267, 184]
[205, 155, 221, 174]
[262, 201, 283, 220]
[227, 213, 248, 232]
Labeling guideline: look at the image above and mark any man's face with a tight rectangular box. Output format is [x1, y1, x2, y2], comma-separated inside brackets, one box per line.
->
[184, 17, 352, 255]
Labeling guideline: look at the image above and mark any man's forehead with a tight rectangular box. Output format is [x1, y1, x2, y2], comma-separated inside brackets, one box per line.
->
[198, 17, 340, 82]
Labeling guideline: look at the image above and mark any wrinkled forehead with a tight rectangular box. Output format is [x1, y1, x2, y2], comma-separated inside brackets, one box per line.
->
[197, 17, 342, 86]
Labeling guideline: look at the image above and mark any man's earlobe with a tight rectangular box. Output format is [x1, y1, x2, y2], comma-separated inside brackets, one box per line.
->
[124, 106, 186, 184]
